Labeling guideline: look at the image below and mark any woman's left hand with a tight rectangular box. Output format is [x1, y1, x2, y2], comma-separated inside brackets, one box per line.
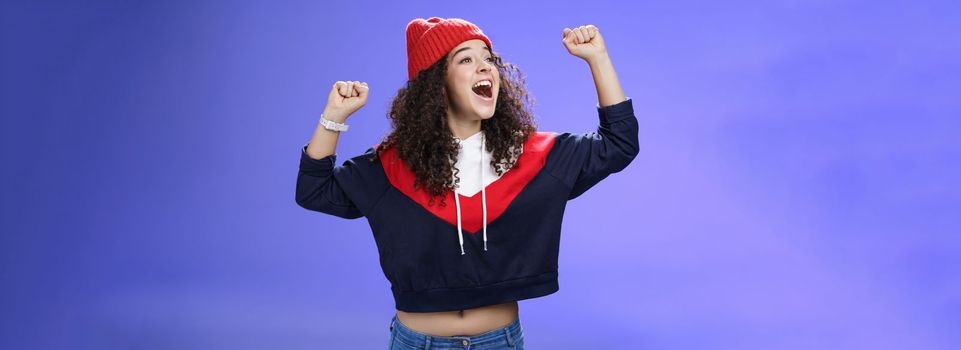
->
[562, 25, 607, 62]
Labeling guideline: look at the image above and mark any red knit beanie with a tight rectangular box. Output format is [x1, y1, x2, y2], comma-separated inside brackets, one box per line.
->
[406, 17, 493, 80]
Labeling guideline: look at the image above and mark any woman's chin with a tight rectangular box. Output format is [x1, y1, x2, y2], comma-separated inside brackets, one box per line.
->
[471, 100, 496, 118]
[474, 107, 496, 119]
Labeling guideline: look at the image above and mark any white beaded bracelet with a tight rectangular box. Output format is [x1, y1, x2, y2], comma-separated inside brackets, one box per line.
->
[319, 114, 349, 132]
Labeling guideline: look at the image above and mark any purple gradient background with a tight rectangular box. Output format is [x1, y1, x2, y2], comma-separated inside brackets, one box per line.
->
[2, 0, 959, 349]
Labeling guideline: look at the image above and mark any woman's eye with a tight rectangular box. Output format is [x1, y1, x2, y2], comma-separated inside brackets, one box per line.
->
[459, 56, 494, 64]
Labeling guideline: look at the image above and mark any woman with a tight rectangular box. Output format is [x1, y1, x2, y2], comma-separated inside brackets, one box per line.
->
[297, 17, 637, 349]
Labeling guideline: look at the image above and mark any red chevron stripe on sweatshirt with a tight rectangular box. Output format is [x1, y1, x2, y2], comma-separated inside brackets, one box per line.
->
[378, 131, 557, 234]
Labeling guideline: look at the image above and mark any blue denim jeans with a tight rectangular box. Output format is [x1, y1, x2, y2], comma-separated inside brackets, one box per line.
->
[388, 314, 525, 349]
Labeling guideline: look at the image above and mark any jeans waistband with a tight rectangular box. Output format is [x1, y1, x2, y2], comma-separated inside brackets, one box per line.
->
[389, 314, 522, 348]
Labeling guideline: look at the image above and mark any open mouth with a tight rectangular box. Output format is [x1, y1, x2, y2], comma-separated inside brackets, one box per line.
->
[472, 80, 493, 99]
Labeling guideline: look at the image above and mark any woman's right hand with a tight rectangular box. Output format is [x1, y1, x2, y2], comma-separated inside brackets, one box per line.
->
[323, 80, 369, 122]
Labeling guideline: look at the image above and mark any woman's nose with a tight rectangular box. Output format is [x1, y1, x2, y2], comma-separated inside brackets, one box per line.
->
[478, 61, 491, 72]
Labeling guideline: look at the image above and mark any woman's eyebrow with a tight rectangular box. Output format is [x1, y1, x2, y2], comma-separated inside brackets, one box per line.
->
[450, 46, 492, 58]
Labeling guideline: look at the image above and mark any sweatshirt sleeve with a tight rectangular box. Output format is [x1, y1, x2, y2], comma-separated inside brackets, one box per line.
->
[295, 144, 364, 219]
[547, 97, 640, 200]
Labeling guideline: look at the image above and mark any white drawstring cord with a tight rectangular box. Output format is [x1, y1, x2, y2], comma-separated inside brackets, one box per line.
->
[481, 133, 488, 251]
[453, 170, 465, 255]
[452, 130, 490, 255]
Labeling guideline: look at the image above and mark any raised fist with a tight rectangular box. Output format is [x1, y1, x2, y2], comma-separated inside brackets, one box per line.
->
[324, 80, 369, 122]
[562, 25, 607, 62]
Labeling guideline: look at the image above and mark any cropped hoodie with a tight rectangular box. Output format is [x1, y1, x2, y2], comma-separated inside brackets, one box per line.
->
[295, 97, 638, 312]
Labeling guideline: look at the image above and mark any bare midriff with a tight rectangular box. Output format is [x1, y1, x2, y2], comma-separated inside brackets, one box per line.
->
[395, 301, 519, 337]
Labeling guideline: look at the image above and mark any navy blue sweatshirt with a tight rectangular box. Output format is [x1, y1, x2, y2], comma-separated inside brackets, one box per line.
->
[296, 97, 638, 312]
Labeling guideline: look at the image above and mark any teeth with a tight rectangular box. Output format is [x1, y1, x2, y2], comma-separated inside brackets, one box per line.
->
[472, 80, 492, 88]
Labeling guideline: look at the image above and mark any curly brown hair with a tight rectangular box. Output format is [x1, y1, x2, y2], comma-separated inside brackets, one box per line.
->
[369, 51, 537, 208]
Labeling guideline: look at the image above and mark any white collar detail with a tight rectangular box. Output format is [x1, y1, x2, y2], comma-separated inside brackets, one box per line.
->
[451, 130, 500, 255]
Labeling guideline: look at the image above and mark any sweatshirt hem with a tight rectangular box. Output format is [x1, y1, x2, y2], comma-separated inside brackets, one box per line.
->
[392, 270, 559, 312]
